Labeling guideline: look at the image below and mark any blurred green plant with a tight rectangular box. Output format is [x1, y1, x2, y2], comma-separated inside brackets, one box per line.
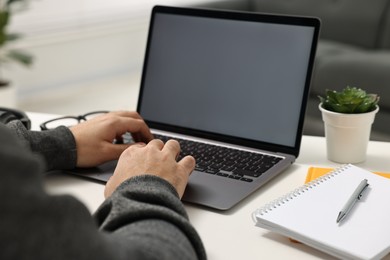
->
[319, 86, 379, 114]
[0, 0, 33, 85]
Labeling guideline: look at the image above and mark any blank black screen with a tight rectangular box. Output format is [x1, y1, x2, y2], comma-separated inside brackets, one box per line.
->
[139, 10, 315, 147]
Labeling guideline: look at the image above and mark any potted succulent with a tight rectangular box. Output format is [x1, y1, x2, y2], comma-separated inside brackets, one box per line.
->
[318, 86, 379, 163]
[0, 0, 33, 107]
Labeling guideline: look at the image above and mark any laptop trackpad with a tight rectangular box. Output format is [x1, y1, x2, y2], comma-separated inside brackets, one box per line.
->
[183, 171, 255, 210]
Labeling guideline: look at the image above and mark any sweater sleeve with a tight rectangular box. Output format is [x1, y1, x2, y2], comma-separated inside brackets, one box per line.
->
[0, 123, 207, 260]
[0, 123, 113, 260]
[94, 175, 207, 260]
[6, 120, 77, 171]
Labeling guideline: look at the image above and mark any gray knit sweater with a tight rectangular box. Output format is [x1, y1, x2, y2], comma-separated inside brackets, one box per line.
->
[0, 121, 206, 260]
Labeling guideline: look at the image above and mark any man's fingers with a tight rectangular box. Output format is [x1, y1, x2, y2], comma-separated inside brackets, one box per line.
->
[178, 155, 196, 173]
[131, 131, 154, 144]
[148, 139, 165, 150]
[106, 142, 147, 161]
[112, 117, 153, 143]
[163, 140, 181, 159]
[125, 118, 153, 143]
[104, 143, 131, 161]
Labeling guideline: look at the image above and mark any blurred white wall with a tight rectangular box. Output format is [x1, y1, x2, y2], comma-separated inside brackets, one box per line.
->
[6, 0, 215, 103]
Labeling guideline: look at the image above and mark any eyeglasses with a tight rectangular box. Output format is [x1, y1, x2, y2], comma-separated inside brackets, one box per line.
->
[40, 111, 109, 130]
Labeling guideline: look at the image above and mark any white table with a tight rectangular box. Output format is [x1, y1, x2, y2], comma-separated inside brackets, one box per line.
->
[29, 112, 390, 260]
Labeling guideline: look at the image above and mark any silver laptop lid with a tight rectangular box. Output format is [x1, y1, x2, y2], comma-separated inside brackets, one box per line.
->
[137, 5, 320, 158]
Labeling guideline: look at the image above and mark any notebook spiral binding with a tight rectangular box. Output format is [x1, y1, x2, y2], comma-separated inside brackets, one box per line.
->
[254, 164, 351, 217]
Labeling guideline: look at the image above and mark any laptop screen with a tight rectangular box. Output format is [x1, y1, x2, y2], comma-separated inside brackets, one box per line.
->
[138, 6, 319, 155]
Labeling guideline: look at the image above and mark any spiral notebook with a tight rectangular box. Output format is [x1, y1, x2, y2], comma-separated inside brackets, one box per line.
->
[252, 164, 390, 260]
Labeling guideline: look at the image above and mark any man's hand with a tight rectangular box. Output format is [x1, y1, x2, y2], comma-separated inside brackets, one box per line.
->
[70, 111, 153, 168]
[104, 139, 196, 199]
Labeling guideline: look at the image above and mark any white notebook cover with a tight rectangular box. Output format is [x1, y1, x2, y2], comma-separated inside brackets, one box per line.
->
[252, 164, 390, 260]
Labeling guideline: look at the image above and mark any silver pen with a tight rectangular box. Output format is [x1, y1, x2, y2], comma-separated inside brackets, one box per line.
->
[336, 179, 369, 223]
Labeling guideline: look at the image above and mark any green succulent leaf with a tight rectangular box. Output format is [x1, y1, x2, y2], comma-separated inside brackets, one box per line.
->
[318, 86, 379, 114]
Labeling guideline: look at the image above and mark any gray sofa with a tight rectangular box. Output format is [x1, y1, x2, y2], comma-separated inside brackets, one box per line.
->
[192, 0, 390, 141]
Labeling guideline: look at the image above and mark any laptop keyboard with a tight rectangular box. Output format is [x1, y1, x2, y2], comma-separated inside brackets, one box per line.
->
[154, 134, 283, 182]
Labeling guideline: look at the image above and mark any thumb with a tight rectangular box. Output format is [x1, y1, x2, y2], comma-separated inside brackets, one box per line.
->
[106, 143, 131, 160]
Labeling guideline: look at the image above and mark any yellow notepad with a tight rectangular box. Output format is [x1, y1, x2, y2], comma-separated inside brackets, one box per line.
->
[305, 167, 390, 183]
[253, 164, 390, 260]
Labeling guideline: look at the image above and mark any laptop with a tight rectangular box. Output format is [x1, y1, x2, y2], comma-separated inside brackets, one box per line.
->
[70, 5, 320, 210]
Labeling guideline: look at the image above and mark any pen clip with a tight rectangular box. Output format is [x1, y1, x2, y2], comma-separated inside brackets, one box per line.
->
[357, 182, 369, 200]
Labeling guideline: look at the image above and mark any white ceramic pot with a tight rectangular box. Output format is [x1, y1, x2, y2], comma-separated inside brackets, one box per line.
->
[319, 104, 379, 164]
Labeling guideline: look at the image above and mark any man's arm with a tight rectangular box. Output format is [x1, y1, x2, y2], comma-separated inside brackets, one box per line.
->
[6, 111, 154, 171]
[0, 123, 112, 259]
[6, 120, 77, 170]
[95, 175, 206, 260]
[0, 123, 206, 259]
[96, 138, 207, 259]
